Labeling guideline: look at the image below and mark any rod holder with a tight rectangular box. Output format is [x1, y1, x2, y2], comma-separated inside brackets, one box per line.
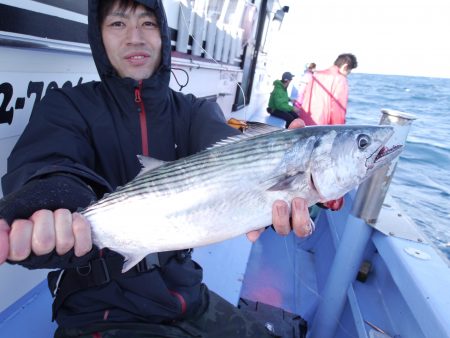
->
[352, 109, 416, 224]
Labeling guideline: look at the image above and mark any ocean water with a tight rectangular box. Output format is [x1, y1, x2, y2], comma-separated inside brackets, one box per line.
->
[347, 73, 450, 259]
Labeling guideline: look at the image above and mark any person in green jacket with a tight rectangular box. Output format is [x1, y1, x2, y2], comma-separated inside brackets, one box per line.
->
[267, 72, 301, 127]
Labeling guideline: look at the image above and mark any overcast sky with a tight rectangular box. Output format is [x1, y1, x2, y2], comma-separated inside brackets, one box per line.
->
[277, 0, 450, 79]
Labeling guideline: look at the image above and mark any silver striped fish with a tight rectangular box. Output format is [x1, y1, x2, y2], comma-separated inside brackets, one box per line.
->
[82, 124, 401, 272]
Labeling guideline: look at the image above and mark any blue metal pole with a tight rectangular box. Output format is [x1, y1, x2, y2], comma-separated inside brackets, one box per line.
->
[308, 214, 373, 338]
[308, 110, 416, 338]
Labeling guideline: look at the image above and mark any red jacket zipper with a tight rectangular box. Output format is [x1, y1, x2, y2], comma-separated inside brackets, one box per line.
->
[135, 81, 149, 156]
[135, 84, 186, 315]
[169, 290, 187, 314]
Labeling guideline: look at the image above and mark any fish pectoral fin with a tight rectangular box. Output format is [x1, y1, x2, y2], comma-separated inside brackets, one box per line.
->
[136, 155, 167, 177]
[266, 171, 306, 191]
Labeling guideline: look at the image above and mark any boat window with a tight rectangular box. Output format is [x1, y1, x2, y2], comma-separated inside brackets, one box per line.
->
[241, 3, 257, 48]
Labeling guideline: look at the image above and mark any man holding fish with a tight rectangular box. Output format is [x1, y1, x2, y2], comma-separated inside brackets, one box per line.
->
[0, 0, 314, 337]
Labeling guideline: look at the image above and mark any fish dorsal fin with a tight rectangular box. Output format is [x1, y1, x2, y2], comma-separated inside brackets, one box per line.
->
[208, 121, 283, 150]
[136, 155, 167, 177]
[207, 134, 251, 150]
[243, 121, 283, 136]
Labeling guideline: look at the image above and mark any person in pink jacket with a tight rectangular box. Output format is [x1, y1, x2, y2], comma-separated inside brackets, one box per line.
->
[300, 53, 357, 126]
[294, 62, 316, 105]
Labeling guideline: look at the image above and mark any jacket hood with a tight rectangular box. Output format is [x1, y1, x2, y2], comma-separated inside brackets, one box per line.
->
[88, 0, 171, 84]
[273, 80, 286, 89]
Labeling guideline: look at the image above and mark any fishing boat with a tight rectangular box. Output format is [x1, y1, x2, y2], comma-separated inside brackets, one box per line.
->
[1, 1, 449, 337]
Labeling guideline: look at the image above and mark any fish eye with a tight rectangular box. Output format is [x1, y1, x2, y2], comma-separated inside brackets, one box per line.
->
[357, 134, 371, 149]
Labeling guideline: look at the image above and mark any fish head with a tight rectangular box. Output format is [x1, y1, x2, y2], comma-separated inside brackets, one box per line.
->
[309, 125, 402, 202]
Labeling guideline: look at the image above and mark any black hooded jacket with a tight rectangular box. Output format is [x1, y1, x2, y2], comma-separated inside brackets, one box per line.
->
[1, 0, 238, 328]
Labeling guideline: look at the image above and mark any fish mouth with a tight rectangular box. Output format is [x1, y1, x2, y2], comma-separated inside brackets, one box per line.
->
[368, 144, 403, 170]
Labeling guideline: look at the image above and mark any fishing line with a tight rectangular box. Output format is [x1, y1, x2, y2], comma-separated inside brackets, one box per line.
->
[282, 221, 359, 338]
[176, 2, 249, 121]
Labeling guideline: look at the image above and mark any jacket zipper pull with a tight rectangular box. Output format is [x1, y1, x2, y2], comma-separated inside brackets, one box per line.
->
[134, 87, 142, 103]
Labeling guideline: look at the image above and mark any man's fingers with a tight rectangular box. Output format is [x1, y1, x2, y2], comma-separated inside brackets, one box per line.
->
[246, 228, 265, 242]
[291, 198, 312, 237]
[31, 210, 56, 256]
[3, 209, 93, 263]
[0, 220, 11, 264]
[9, 219, 33, 261]
[251, 198, 313, 242]
[72, 213, 92, 257]
[288, 118, 305, 129]
[272, 200, 291, 236]
[54, 209, 75, 255]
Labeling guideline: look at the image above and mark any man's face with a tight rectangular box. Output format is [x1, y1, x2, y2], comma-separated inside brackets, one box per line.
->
[101, 3, 162, 80]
